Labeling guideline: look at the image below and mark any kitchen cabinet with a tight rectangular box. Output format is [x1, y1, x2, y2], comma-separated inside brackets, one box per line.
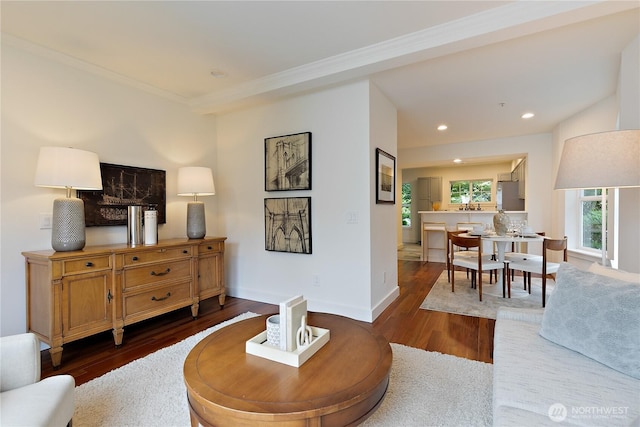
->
[512, 160, 526, 199]
[417, 176, 442, 210]
[23, 237, 226, 367]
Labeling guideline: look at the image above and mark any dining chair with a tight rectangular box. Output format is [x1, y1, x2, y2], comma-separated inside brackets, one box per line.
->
[446, 230, 499, 284]
[507, 236, 568, 307]
[449, 233, 505, 301]
[503, 231, 546, 285]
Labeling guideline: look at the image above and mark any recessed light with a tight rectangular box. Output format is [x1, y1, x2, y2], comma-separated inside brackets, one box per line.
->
[521, 112, 535, 119]
[453, 158, 462, 163]
[437, 124, 448, 131]
[210, 69, 228, 78]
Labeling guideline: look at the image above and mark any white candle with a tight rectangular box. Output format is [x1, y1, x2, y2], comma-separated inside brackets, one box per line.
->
[144, 210, 158, 245]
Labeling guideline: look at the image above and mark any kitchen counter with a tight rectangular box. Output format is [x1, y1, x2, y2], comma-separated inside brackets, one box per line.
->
[418, 210, 526, 214]
[417, 210, 529, 262]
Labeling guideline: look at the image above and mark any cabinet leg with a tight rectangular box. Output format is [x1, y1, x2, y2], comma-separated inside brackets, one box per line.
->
[218, 293, 226, 308]
[112, 327, 124, 347]
[50, 346, 63, 369]
[191, 302, 200, 318]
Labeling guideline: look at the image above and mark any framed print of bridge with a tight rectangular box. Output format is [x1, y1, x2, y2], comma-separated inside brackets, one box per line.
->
[264, 197, 312, 254]
[265, 132, 311, 191]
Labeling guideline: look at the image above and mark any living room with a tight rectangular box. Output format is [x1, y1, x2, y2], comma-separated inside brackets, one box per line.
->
[1, 2, 639, 425]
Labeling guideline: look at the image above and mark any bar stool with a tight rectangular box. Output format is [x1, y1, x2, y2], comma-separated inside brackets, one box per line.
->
[422, 222, 447, 262]
[456, 222, 483, 231]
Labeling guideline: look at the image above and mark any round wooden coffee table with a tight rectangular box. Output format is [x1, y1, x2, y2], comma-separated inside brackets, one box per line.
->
[184, 312, 392, 427]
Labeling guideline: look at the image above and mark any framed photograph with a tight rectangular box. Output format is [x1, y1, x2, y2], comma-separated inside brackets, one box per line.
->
[78, 163, 166, 226]
[375, 148, 396, 204]
[265, 132, 311, 191]
[264, 197, 312, 254]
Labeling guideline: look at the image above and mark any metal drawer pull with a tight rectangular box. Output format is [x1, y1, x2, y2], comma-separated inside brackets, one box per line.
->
[85, 262, 94, 267]
[183, 250, 188, 254]
[207, 246, 213, 250]
[151, 292, 171, 302]
[150, 268, 171, 276]
[132, 256, 139, 261]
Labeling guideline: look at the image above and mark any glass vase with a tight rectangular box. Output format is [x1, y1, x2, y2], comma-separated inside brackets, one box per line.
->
[493, 209, 510, 236]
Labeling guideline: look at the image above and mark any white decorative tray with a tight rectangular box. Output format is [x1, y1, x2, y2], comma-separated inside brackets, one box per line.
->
[245, 326, 330, 367]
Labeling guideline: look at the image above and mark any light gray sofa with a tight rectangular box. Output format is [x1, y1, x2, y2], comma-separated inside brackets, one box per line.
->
[493, 262, 640, 426]
[0, 333, 75, 427]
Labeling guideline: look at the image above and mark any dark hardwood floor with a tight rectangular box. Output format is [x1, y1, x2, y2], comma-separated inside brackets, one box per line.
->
[41, 260, 494, 386]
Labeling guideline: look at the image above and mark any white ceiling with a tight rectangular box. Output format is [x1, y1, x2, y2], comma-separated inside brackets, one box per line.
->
[2, 1, 639, 156]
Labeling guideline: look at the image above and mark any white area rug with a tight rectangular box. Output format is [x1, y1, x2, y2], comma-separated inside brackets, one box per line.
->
[74, 313, 493, 426]
[420, 270, 553, 319]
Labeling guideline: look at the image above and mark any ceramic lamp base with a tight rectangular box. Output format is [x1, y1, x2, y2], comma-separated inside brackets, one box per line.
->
[52, 197, 86, 251]
[186, 201, 206, 239]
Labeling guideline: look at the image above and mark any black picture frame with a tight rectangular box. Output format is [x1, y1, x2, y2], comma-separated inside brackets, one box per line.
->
[375, 148, 396, 204]
[264, 197, 312, 254]
[265, 132, 311, 191]
[78, 163, 166, 226]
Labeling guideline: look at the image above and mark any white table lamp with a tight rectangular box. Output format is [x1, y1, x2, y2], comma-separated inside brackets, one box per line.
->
[554, 129, 639, 266]
[34, 147, 103, 251]
[178, 166, 215, 239]
[555, 129, 639, 190]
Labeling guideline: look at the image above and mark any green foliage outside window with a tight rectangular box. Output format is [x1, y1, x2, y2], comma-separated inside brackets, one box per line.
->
[581, 189, 604, 250]
[402, 183, 411, 227]
[450, 181, 470, 204]
[450, 180, 492, 204]
[472, 180, 492, 202]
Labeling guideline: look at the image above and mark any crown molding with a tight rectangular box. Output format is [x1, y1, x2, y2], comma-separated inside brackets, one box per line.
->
[2, 34, 189, 105]
[189, 1, 619, 114]
[4, 1, 631, 115]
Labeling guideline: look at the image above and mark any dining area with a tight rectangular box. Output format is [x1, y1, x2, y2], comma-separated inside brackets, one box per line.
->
[419, 211, 567, 307]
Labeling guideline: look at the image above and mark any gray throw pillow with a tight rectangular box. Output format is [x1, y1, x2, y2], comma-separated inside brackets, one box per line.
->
[539, 262, 640, 379]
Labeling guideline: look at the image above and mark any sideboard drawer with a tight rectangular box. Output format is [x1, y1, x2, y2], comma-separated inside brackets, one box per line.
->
[123, 259, 192, 290]
[123, 281, 192, 321]
[62, 255, 112, 275]
[122, 246, 192, 266]
[198, 241, 223, 254]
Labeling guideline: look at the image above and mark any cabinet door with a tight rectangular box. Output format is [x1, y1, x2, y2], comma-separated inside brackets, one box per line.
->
[430, 176, 442, 202]
[417, 178, 431, 199]
[61, 270, 113, 341]
[198, 253, 223, 299]
[417, 177, 442, 210]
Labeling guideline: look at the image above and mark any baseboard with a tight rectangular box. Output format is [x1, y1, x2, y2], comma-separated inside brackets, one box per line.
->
[227, 286, 397, 323]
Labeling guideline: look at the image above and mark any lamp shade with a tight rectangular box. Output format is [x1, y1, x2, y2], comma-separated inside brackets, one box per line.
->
[554, 130, 640, 190]
[177, 167, 215, 196]
[34, 146, 103, 190]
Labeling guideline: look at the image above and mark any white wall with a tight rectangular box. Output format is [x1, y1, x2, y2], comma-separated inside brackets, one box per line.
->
[216, 80, 398, 322]
[617, 35, 640, 273]
[1, 42, 218, 335]
[368, 83, 400, 319]
[551, 34, 640, 273]
[551, 95, 618, 269]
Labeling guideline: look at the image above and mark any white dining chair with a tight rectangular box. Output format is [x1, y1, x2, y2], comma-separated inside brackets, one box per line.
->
[449, 233, 506, 301]
[507, 237, 568, 307]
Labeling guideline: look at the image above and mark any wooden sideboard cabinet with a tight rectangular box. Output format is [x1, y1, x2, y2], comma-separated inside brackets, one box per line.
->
[23, 237, 226, 367]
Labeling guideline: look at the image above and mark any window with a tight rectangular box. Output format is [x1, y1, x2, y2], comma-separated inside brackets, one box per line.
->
[450, 180, 492, 204]
[401, 183, 412, 227]
[579, 189, 604, 251]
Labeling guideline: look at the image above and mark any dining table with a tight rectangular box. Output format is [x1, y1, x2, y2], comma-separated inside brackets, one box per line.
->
[462, 231, 546, 289]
